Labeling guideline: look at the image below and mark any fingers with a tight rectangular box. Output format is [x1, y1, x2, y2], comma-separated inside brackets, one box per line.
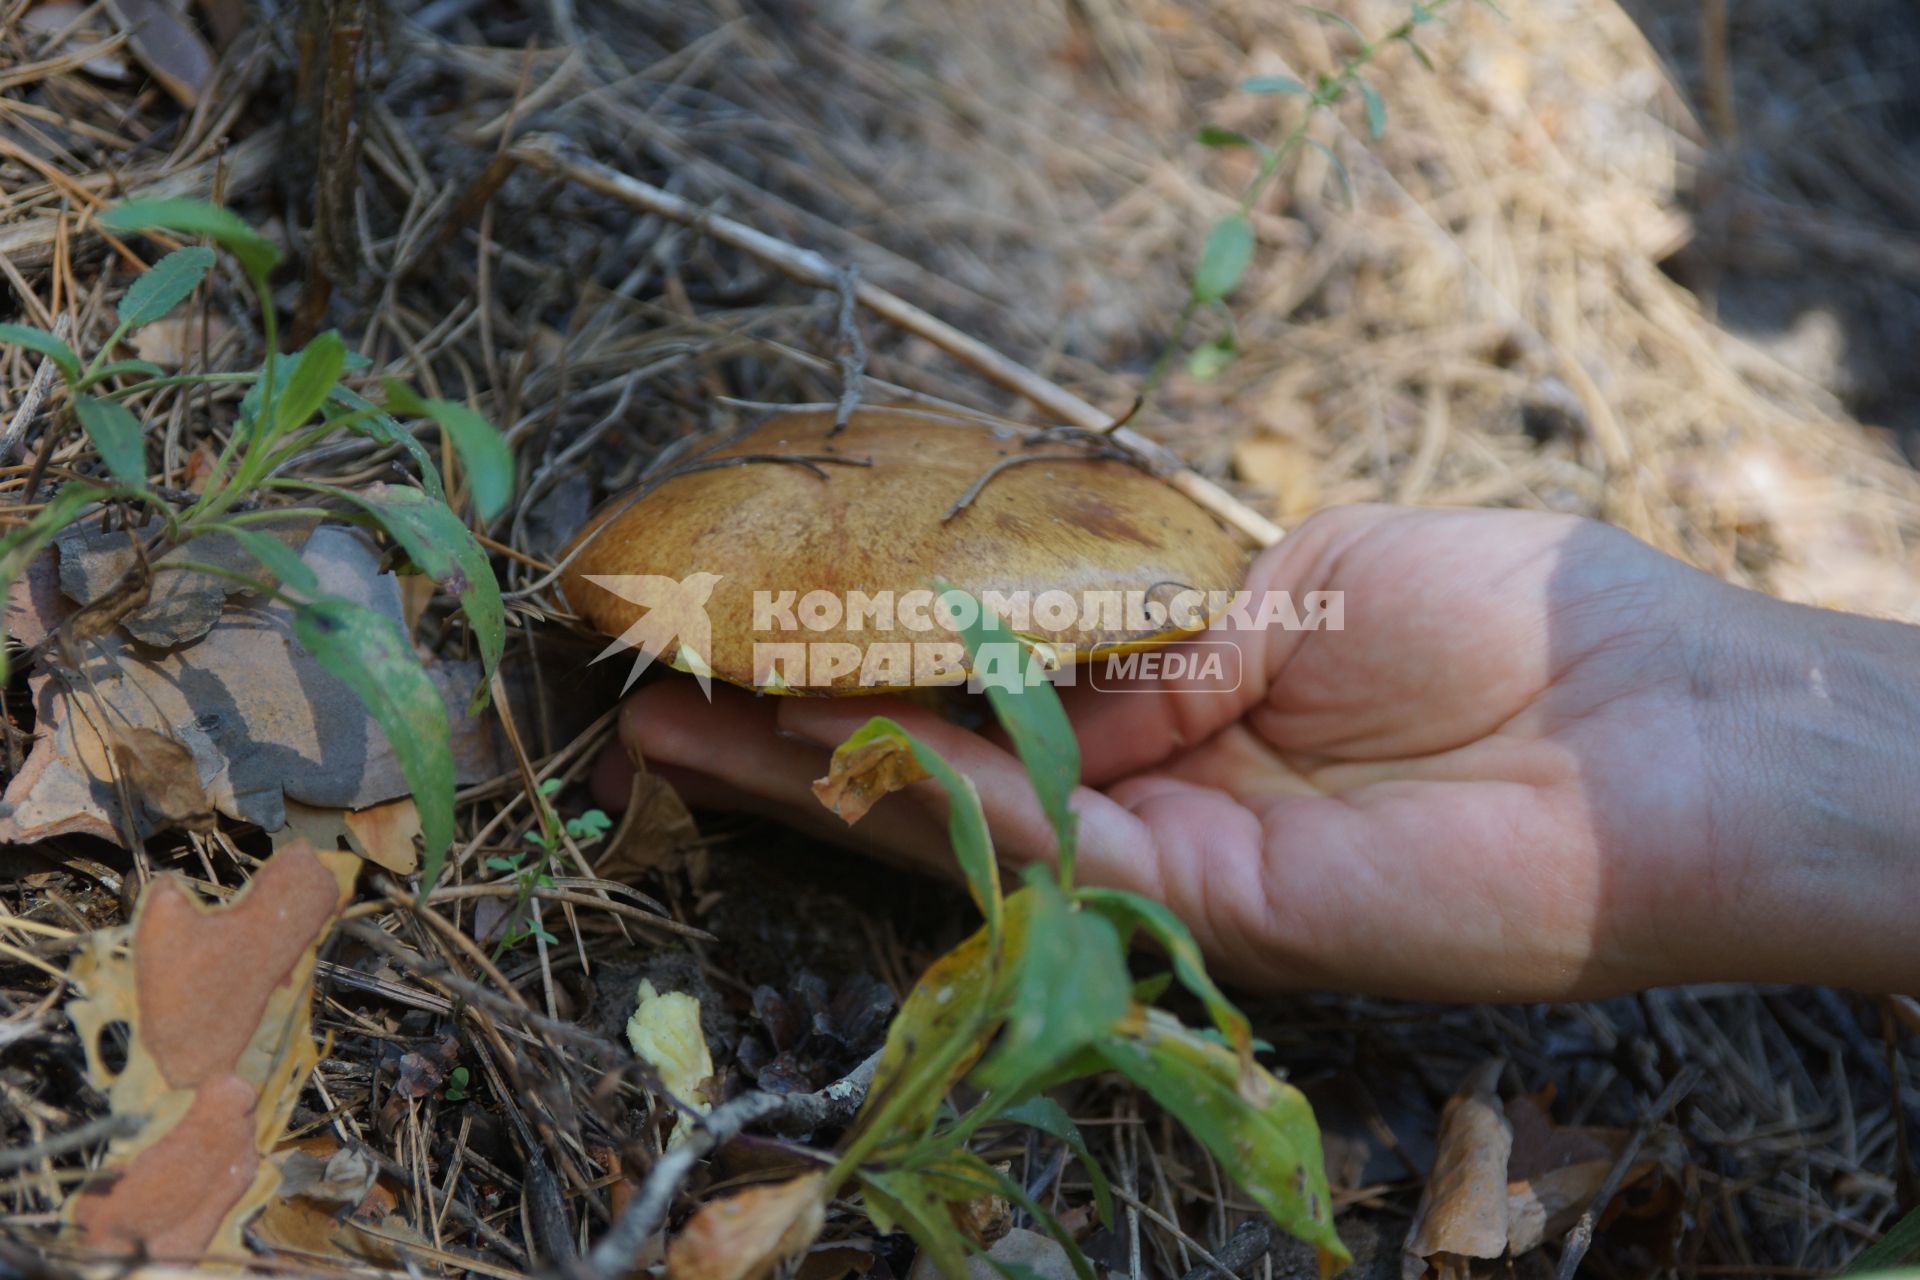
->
[774, 697, 1173, 902]
[600, 680, 960, 879]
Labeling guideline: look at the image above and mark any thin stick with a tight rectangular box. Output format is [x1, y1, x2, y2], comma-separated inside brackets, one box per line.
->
[831, 264, 867, 434]
[943, 449, 1133, 522]
[1, 314, 72, 464]
[1555, 1063, 1700, 1280]
[507, 135, 1284, 548]
[582, 1051, 880, 1280]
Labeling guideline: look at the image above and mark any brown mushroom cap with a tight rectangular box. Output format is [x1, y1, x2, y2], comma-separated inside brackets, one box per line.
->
[560, 408, 1251, 694]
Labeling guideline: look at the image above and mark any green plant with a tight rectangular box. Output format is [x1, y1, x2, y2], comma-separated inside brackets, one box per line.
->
[1151, 0, 1465, 391]
[486, 778, 611, 954]
[0, 199, 515, 891]
[443, 1065, 471, 1102]
[1845, 1205, 1920, 1274]
[741, 598, 1347, 1278]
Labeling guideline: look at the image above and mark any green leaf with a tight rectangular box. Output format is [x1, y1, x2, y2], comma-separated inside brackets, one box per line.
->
[300, 481, 504, 711]
[1191, 214, 1255, 304]
[0, 323, 81, 383]
[999, 1096, 1114, 1229]
[84, 360, 167, 383]
[0, 484, 106, 681]
[382, 380, 514, 522]
[858, 1171, 973, 1280]
[947, 588, 1081, 879]
[1241, 74, 1307, 96]
[829, 717, 1001, 936]
[71, 394, 147, 486]
[227, 528, 318, 594]
[1096, 1010, 1347, 1270]
[1846, 1204, 1920, 1273]
[1358, 79, 1388, 139]
[98, 199, 282, 282]
[275, 330, 347, 436]
[290, 595, 453, 889]
[1303, 7, 1370, 49]
[1195, 125, 1257, 149]
[1077, 886, 1252, 1063]
[851, 892, 1033, 1148]
[325, 386, 446, 503]
[973, 877, 1128, 1095]
[1307, 139, 1354, 207]
[117, 246, 215, 332]
[1186, 333, 1237, 382]
[1132, 971, 1173, 1002]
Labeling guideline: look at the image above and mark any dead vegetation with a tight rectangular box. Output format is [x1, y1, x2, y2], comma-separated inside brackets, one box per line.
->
[1, 0, 1917, 1278]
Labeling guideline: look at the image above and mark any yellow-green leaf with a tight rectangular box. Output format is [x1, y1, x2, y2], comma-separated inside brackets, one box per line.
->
[1077, 886, 1252, 1065]
[275, 330, 347, 435]
[972, 878, 1128, 1095]
[1096, 1010, 1348, 1271]
[851, 892, 1032, 1148]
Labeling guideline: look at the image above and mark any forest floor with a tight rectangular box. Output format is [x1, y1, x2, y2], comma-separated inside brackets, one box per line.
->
[1, 0, 1917, 1277]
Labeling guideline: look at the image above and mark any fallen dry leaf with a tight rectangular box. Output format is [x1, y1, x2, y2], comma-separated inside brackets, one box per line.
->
[1502, 1091, 1686, 1258]
[102, 0, 212, 106]
[109, 725, 216, 833]
[64, 842, 359, 1259]
[20, 3, 131, 79]
[1403, 1059, 1513, 1279]
[596, 767, 701, 880]
[252, 1135, 401, 1263]
[1231, 432, 1320, 520]
[667, 1172, 830, 1280]
[56, 520, 304, 650]
[1, 526, 502, 845]
[811, 734, 929, 825]
[131, 313, 235, 368]
[906, 1227, 1082, 1280]
[343, 797, 423, 875]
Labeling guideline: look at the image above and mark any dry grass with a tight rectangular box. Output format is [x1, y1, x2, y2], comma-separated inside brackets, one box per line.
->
[1, 0, 1916, 1276]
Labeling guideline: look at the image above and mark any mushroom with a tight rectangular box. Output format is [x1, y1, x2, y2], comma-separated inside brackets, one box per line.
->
[560, 407, 1250, 694]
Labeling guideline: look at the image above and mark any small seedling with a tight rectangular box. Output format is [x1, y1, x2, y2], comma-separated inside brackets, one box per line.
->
[1151, 0, 1467, 391]
[443, 1065, 471, 1102]
[0, 200, 516, 891]
[485, 778, 611, 955]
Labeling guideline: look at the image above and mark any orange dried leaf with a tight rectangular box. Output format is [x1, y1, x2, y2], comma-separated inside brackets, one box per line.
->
[69, 1074, 261, 1259]
[812, 734, 929, 824]
[343, 796, 422, 875]
[1403, 1059, 1513, 1270]
[63, 842, 359, 1259]
[667, 1172, 829, 1280]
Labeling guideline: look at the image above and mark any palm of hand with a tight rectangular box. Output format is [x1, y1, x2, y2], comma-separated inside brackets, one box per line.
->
[603, 505, 1740, 1000]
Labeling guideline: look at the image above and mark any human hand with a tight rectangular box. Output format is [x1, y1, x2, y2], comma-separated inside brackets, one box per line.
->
[593, 504, 1920, 1000]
